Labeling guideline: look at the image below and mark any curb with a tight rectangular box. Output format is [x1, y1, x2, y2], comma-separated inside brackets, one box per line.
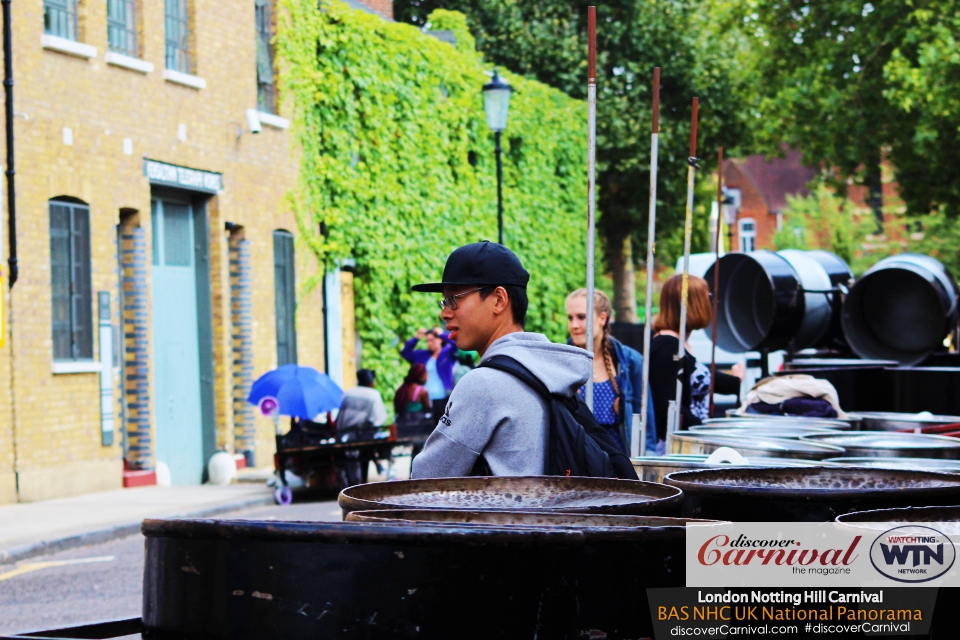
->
[0, 493, 275, 565]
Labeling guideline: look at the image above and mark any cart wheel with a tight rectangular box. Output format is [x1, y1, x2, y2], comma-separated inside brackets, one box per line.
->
[273, 485, 293, 505]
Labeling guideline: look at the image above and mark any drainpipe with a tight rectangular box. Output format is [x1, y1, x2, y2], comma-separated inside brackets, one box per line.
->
[2, 0, 16, 287]
[319, 222, 329, 375]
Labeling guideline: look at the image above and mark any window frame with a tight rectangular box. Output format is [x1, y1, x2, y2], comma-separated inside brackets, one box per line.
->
[164, 0, 191, 73]
[43, 0, 79, 41]
[255, 0, 276, 114]
[107, 0, 138, 58]
[49, 198, 94, 362]
[273, 230, 297, 366]
[738, 218, 757, 253]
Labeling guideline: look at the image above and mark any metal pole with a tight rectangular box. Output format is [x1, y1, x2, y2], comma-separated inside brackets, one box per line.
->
[635, 67, 660, 458]
[3, 0, 16, 287]
[585, 5, 597, 410]
[672, 97, 699, 434]
[495, 131, 503, 245]
[708, 147, 722, 418]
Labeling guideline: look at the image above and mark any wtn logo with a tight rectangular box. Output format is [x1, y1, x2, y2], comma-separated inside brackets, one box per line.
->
[879, 543, 944, 567]
[870, 527, 955, 583]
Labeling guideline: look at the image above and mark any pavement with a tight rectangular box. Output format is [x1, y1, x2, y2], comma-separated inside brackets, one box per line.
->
[0, 451, 415, 566]
[0, 482, 276, 564]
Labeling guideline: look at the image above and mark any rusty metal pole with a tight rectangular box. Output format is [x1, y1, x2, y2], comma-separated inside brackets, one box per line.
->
[635, 67, 660, 458]
[708, 147, 722, 418]
[585, 6, 597, 410]
[671, 98, 699, 436]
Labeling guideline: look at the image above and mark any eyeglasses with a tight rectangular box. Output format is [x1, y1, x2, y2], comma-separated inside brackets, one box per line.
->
[438, 287, 485, 310]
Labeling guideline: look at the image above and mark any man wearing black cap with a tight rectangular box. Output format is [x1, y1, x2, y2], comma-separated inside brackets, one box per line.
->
[410, 241, 591, 478]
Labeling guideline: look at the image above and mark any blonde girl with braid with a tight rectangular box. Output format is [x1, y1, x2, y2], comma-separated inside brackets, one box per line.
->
[566, 289, 658, 455]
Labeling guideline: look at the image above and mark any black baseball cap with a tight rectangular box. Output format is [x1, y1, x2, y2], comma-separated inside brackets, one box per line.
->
[412, 241, 530, 293]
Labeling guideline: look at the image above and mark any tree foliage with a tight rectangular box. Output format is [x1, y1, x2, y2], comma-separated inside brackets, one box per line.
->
[395, 0, 752, 268]
[746, 0, 960, 219]
[277, 1, 588, 396]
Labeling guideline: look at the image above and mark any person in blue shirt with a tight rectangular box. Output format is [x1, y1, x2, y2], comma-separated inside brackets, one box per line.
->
[401, 326, 458, 415]
[566, 288, 658, 455]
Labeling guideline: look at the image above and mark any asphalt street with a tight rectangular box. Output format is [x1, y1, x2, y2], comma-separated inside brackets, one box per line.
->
[0, 497, 342, 635]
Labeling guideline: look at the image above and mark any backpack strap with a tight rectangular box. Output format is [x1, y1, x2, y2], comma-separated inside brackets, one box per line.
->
[480, 355, 553, 399]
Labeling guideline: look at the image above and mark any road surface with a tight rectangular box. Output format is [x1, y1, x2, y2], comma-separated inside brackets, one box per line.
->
[0, 498, 342, 635]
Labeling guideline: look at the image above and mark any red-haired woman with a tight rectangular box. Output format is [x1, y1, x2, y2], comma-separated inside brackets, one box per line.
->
[649, 274, 744, 452]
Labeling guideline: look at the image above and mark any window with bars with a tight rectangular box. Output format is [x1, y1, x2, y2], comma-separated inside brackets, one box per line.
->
[107, 0, 137, 57]
[50, 199, 93, 361]
[165, 0, 190, 73]
[44, 0, 78, 40]
[256, 0, 275, 113]
[273, 230, 297, 366]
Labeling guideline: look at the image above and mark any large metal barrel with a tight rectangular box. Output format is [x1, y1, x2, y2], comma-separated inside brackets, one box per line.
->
[705, 250, 851, 353]
[337, 476, 683, 518]
[664, 467, 960, 521]
[826, 457, 960, 473]
[141, 515, 708, 639]
[841, 253, 959, 365]
[801, 432, 960, 459]
[836, 505, 960, 528]
[668, 432, 844, 459]
[847, 411, 960, 432]
[631, 454, 828, 484]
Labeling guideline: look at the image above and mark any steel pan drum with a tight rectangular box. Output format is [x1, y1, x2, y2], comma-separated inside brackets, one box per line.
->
[632, 455, 828, 484]
[826, 457, 960, 473]
[848, 411, 960, 432]
[665, 467, 960, 522]
[716, 413, 857, 429]
[345, 509, 719, 529]
[338, 476, 683, 518]
[801, 432, 960, 459]
[141, 516, 707, 639]
[689, 426, 838, 439]
[668, 433, 844, 459]
[836, 505, 960, 530]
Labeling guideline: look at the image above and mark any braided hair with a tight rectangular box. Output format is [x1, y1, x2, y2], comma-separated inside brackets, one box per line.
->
[566, 288, 621, 416]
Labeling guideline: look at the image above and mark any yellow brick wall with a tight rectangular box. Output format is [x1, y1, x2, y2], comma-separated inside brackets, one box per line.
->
[0, 0, 327, 501]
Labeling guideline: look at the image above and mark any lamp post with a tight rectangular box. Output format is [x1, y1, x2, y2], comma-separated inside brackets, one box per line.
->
[721, 190, 738, 253]
[482, 68, 512, 245]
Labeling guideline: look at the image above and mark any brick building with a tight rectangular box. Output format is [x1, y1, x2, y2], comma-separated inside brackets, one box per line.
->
[0, 0, 390, 503]
[722, 147, 818, 252]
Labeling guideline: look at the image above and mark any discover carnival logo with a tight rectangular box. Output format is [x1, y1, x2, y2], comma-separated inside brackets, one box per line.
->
[869, 526, 956, 583]
[697, 534, 862, 570]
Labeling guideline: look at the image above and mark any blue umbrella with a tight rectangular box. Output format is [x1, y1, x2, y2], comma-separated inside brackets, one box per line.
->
[247, 364, 343, 419]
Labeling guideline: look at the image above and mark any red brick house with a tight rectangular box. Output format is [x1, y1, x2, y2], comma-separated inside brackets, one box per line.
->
[722, 148, 818, 251]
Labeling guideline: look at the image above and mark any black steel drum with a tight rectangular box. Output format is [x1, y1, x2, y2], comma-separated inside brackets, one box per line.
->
[705, 250, 852, 353]
[337, 476, 683, 518]
[801, 432, 960, 459]
[836, 505, 960, 526]
[842, 253, 959, 365]
[705, 251, 804, 353]
[665, 467, 960, 522]
[344, 509, 715, 529]
[141, 516, 707, 639]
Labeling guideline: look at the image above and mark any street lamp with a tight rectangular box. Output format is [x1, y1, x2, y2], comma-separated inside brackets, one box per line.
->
[482, 67, 512, 245]
[721, 187, 740, 252]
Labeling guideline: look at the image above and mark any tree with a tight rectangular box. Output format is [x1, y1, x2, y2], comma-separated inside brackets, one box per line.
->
[883, 1, 960, 219]
[746, 0, 960, 225]
[395, 0, 751, 321]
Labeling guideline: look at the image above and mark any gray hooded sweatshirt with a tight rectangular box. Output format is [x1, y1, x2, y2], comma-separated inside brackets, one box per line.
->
[411, 332, 591, 478]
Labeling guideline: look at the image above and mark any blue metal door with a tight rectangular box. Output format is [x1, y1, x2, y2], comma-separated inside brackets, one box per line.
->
[151, 199, 204, 484]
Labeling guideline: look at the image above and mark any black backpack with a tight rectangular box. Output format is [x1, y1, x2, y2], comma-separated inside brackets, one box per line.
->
[477, 355, 639, 480]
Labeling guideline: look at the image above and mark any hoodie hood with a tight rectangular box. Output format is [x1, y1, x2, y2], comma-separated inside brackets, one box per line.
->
[481, 332, 591, 397]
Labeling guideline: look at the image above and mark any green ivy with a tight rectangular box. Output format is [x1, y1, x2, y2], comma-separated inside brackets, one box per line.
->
[278, 1, 589, 398]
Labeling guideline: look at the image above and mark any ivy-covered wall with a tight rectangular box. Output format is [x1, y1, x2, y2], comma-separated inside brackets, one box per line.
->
[278, 1, 589, 396]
